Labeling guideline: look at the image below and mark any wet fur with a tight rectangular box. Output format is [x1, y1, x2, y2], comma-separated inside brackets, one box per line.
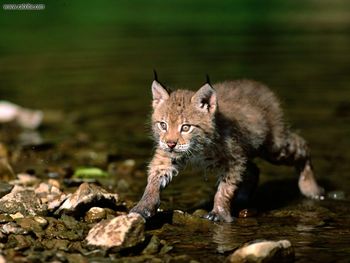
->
[131, 79, 324, 222]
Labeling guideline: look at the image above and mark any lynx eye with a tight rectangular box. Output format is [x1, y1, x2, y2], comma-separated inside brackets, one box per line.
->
[158, 121, 168, 131]
[181, 124, 191, 133]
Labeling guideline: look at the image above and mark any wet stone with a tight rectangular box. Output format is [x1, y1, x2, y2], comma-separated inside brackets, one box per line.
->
[42, 239, 70, 250]
[238, 208, 258, 218]
[0, 183, 13, 199]
[16, 217, 44, 233]
[226, 239, 294, 263]
[66, 253, 88, 263]
[6, 235, 33, 250]
[172, 210, 211, 230]
[34, 216, 48, 228]
[86, 213, 145, 250]
[14, 173, 40, 186]
[0, 214, 13, 223]
[159, 239, 173, 255]
[142, 235, 161, 255]
[84, 207, 106, 223]
[56, 183, 121, 216]
[9, 212, 24, 220]
[34, 182, 67, 212]
[0, 222, 27, 235]
[0, 185, 47, 216]
[192, 209, 208, 218]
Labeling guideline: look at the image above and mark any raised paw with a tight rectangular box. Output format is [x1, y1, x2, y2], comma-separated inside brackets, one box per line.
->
[203, 211, 234, 223]
[298, 164, 325, 200]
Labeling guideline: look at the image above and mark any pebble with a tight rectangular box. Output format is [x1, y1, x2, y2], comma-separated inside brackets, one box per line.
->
[0, 222, 28, 235]
[0, 214, 13, 223]
[86, 213, 145, 249]
[238, 208, 258, 218]
[56, 183, 120, 216]
[84, 207, 106, 223]
[226, 239, 294, 263]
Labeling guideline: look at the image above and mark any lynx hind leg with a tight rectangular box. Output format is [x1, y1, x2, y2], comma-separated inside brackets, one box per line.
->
[298, 160, 324, 199]
[271, 132, 324, 199]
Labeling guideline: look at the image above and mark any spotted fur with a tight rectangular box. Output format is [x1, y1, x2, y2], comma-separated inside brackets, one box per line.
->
[130, 78, 324, 222]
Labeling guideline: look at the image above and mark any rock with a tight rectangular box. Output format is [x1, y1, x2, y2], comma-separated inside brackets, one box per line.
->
[86, 213, 145, 250]
[192, 209, 208, 218]
[0, 159, 16, 181]
[34, 182, 67, 211]
[142, 235, 161, 255]
[0, 186, 47, 216]
[34, 216, 48, 228]
[16, 217, 44, 233]
[42, 239, 70, 250]
[0, 183, 13, 199]
[238, 208, 258, 218]
[47, 179, 61, 188]
[0, 101, 43, 129]
[0, 214, 13, 223]
[56, 183, 121, 216]
[45, 217, 84, 241]
[172, 210, 211, 230]
[226, 239, 294, 263]
[159, 239, 173, 255]
[0, 222, 27, 235]
[9, 212, 24, 220]
[66, 253, 88, 263]
[84, 207, 106, 223]
[14, 173, 40, 186]
[6, 235, 33, 250]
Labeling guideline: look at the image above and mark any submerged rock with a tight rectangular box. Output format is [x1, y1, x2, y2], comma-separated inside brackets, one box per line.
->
[226, 239, 294, 263]
[0, 185, 47, 216]
[86, 213, 145, 250]
[56, 183, 120, 216]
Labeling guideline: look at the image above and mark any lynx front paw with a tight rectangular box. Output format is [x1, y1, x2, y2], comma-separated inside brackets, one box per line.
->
[130, 203, 157, 219]
[203, 211, 234, 223]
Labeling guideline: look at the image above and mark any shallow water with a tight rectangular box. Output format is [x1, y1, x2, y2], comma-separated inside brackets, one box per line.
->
[1, 0, 350, 262]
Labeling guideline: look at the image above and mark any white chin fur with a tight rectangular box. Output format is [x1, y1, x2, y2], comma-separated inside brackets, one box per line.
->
[159, 141, 190, 153]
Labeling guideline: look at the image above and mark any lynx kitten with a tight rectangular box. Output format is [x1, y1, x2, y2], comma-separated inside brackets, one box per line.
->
[131, 77, 324, 222]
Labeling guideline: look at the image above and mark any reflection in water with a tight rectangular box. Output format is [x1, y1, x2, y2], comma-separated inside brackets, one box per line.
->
[0, 0, 349, 262]
[212, 219, 259, 253]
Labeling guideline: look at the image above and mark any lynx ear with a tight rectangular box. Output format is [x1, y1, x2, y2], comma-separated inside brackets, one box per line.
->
[152, 80, 169, 108]
[191, 83, 217, 114]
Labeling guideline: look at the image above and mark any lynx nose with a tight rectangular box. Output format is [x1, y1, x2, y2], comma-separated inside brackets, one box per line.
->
[166, 141, 177, 149]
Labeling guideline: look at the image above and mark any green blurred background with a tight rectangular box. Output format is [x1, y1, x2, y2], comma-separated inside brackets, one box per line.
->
[0, 0, 349, 186]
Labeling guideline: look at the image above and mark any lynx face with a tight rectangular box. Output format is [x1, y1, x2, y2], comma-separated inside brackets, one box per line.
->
[151, 80, 217, 158]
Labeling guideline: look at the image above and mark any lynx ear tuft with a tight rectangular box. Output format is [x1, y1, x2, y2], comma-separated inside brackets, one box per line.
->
[152, 80, 169, 108]
[192, 83, 217, 114]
